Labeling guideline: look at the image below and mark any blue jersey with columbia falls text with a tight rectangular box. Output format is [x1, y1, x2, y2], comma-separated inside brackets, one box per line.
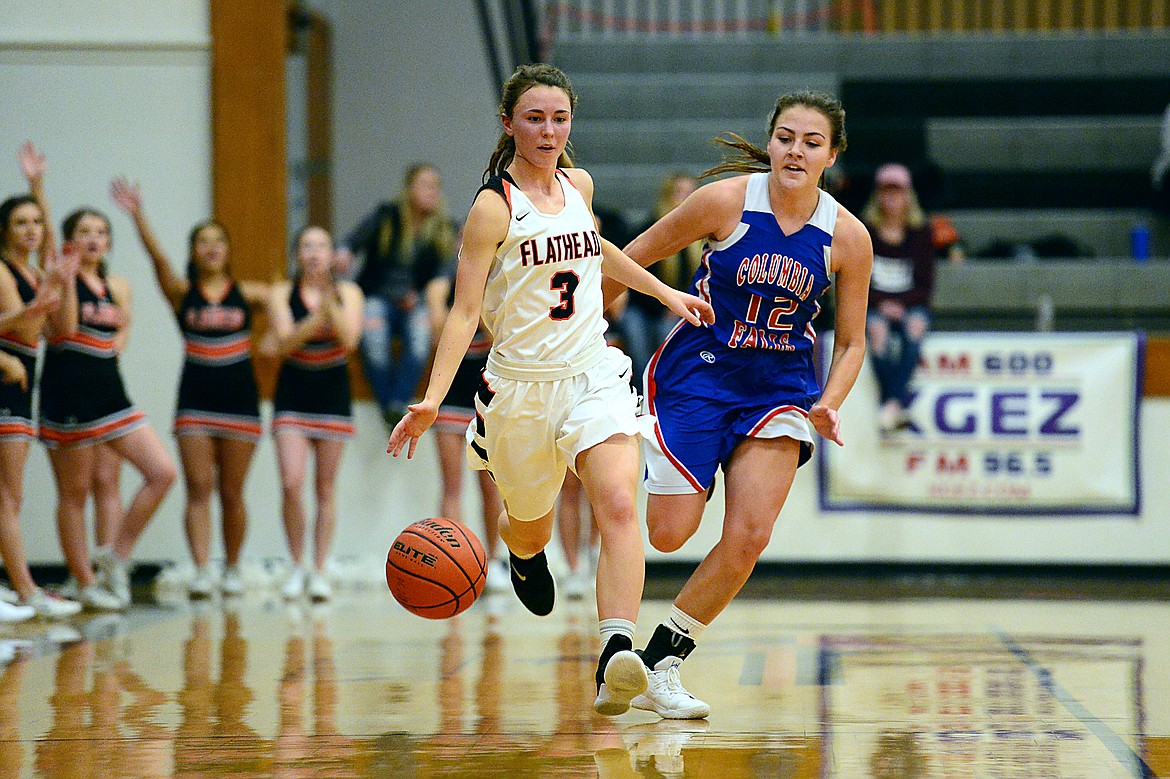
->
[698, 172, 834, 363]
[643, 173, 838, 491]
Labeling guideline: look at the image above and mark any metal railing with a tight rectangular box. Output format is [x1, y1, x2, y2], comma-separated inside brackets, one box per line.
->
[537, 0, 1168, 40]
[539, 0, 853, 38]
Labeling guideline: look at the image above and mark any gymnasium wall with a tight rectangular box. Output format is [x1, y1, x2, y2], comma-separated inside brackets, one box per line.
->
[2, 2, 1168, 578]
[319, 0, 501, 241]
[0, 0, 211, 567]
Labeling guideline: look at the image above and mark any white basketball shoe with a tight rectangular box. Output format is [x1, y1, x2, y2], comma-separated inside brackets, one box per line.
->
[631, 656, 710, 719]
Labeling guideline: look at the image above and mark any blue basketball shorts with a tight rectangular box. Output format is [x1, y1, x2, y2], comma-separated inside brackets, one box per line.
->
[642, 324, 817, 495]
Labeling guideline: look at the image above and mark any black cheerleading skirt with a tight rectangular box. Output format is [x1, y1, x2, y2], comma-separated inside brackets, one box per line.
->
[38, 351, 144, 448]
[0, 349, 36, 441]
[272, 362, 355, 440]
[175, 359, 262, 442]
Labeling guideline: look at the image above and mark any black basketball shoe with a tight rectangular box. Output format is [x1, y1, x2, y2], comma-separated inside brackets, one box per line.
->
[594, 634, 649, 715]
[509, 550, 555, 616]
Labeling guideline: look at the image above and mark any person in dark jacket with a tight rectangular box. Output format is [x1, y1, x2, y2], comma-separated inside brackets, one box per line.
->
[334, 164, 455, 425]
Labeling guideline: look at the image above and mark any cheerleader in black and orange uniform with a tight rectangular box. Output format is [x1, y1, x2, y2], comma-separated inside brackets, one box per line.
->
[0, 143, 84, 621]
[111, 178, 268, 599]
[39, 208, 177, 611]
[261, 226, 363, 602]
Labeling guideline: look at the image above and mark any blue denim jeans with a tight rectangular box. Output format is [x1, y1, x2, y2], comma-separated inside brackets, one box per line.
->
[360, 294, 431, 410]
[867, 306, 930, 406]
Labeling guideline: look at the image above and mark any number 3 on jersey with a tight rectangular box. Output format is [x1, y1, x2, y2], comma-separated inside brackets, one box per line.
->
[549, 270, 580, 321]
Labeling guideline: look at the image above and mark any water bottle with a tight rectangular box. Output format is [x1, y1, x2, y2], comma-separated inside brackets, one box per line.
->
[1035, 293, 1054, 332]
[1131, 223, 1150, 262]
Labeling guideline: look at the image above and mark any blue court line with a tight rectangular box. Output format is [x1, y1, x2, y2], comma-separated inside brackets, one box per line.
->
[993, 628, 1153, 779]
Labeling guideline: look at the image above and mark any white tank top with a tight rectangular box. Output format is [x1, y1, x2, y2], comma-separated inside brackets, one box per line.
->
[480, 169, 608, 367]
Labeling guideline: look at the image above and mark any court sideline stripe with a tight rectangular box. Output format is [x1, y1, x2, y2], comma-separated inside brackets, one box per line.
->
[993, 628, 1153, 779]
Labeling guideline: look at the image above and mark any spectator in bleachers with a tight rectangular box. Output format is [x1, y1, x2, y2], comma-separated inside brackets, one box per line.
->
[862, 163, 936, 434]
[333, 164, 455, 428]
[615, 173, 702, 393]
[1152, 100, 1170, 203]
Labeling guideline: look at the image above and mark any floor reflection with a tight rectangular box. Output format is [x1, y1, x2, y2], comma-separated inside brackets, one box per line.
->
[0, 587, 1167, 777]
[822, 634, 1147, 778]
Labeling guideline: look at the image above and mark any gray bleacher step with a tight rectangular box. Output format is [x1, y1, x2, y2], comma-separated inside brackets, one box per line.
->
[571, 118, 768, 166]
[946, 208, 1151, 259]
[927, 116, 1162, 173]
[571, 71, 838, 120]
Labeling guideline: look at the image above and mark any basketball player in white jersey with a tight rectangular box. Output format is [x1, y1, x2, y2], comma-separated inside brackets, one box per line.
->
[388, 63, 714, 716]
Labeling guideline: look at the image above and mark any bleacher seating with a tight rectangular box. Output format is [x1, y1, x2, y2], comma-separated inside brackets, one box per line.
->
[555, 32, 1170, 260]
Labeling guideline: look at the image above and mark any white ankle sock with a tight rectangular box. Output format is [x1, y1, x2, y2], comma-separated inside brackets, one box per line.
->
[598, 618, 635, 647]
[665, 606, 707, 642]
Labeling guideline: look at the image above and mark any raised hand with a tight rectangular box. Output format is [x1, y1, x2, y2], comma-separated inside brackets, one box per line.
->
[386, 399, 439, 460]
[17, 141, 46, 184]
[109, 176, 143, 216]
[24, 278, 62, 318]
[44, 241, 81, 285]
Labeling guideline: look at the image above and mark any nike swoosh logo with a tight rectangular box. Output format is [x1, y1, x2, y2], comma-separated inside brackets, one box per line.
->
[511, 563, 527, 582]
[516, 211, 530, 221]
[669, 619, 690, 636]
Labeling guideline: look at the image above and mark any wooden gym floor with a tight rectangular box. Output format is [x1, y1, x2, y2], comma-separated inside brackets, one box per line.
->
[2, 577, 1169, 777]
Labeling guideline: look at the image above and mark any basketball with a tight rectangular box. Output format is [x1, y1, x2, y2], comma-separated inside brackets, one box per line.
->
[386, 517, 487, 618]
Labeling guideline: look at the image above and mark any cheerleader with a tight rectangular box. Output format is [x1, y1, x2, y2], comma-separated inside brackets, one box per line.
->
[0, 143, 83, 620]
[111, 178, 268, 597]
[39, 207, 177, 610]
[262, 226, 363, 602]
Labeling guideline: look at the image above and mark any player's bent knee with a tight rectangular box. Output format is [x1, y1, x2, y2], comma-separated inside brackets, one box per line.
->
[726, 525, 774, 561]
[155, 463, 178, 490]
[647, 522, 695, 553]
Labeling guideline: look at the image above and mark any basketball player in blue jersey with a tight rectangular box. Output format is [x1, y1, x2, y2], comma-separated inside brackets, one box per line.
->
[603, 91, 873, 718]
[388, 63, 714, 717]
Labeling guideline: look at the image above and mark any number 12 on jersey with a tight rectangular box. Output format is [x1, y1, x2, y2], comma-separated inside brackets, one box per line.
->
[745, 294, 797, 331]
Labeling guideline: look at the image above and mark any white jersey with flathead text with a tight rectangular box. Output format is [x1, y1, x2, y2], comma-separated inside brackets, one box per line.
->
[479, 169, 607, 364]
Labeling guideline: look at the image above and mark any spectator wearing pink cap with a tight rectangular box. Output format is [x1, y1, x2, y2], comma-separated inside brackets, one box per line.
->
[861, 163, 937, 434]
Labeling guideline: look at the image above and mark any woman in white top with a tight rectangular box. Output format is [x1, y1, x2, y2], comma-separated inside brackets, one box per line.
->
[388, 63, 713, 717]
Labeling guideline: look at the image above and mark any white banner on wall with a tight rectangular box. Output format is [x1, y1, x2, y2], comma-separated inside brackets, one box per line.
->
[819, 332, 1143, 515]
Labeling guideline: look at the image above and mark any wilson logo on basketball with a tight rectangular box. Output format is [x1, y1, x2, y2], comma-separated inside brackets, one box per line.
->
[392, 540, 438, 568]
[387, 517, 487, 619]
[418, 519, 463, 548]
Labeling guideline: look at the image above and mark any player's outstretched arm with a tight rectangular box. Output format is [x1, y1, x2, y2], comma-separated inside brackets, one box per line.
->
[598, 237, 713, 327]
[601, 178, 740, 310]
